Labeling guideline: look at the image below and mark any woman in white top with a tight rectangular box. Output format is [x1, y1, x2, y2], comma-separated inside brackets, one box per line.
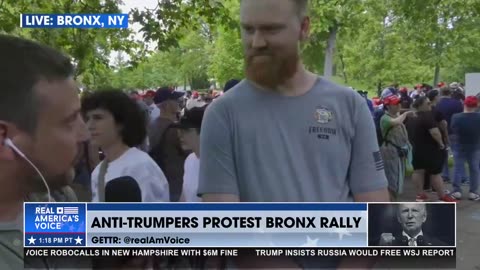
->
[81, 90, 169, 202]
[176, 105, 208, 202]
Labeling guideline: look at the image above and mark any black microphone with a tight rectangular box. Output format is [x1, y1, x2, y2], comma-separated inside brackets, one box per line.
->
[93, 177, 142, 270]
[105, 176, 142, 202]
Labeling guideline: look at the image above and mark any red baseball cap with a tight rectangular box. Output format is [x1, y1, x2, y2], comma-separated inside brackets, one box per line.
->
[464, 96, 478, 108]
[400, 87, 408, 93]
[383, 95, 401, 106]
[144, 90, 156, 98]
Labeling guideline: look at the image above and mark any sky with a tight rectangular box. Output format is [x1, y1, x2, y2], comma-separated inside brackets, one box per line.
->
[121, 0, 158, 39]
[109, 0, 158, 65]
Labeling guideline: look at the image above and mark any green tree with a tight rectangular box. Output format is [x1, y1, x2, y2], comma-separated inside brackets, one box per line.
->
[177, 30, 212, 89]
[208, 26, 244, 86]
[391, 0, 480, 85]
[0, 0, 136, 86]
[67, 0, 480, 91]
[307, 0, 367, 79]
[107, 28, 213, 90]
[130, 0, 235, 51]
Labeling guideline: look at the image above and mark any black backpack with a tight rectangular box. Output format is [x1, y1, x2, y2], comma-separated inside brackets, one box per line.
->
[148, 124, 173, 172]
[373, 108, 385, 146]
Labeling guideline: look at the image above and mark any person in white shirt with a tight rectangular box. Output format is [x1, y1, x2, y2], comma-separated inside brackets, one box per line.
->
[176, 105, 208, 202]
[186, 98, 207, 110]
[410, 84, 426, 99]
[81, 90, 169, 202]
[143, 90, 161, 123]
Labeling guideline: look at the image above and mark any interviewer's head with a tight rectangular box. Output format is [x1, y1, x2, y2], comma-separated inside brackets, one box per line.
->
[397, 204, 426, 237]
[0, 35, 88, 194]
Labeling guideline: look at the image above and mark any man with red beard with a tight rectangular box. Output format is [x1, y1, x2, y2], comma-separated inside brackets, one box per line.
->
[199, 0, 388, 268]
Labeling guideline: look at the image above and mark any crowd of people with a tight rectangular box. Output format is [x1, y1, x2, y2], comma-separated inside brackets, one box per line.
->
[1, 0, 479, 269]
[73, 80, 480, 206]
[365, 83, 480, 203]
[72, 81, 241, 204]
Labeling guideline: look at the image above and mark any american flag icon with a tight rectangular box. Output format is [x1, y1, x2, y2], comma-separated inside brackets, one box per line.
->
[373, 151, 384, 171]
[57, 207, 79, 215]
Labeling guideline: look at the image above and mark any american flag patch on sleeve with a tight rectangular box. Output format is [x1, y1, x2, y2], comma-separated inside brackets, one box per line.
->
[373, 151, 384, 171]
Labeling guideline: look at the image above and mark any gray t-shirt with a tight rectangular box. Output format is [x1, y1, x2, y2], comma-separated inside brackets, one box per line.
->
[198, 78, 388, 202]
[0, 215, 24, 270]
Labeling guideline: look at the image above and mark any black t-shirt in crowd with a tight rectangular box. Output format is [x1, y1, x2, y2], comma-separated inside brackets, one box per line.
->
[407, 111, 444, 151]
[432, 106, 448, 144]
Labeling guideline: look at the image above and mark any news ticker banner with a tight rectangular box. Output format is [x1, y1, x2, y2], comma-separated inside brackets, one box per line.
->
[24, 203, 368, 248]
[20, 14, 128, 28]
[24, 247, 456, 259]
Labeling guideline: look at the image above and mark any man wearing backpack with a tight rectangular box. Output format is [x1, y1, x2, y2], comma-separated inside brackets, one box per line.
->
[148, 87, 187, 202]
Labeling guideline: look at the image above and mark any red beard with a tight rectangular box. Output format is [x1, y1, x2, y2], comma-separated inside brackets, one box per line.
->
[245, 49, 299, 90]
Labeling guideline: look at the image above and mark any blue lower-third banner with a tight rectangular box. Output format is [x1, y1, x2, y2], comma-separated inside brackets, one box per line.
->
[24, 203, 367, 248]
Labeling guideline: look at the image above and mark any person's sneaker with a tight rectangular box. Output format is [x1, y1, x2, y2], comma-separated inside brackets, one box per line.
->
[443, 177, 451, 183]
[416, 193, 429, 202]
[424, 188, 433, 193]
[468, 193, 480, 201]
[440, 195, 457, 202]
[462, 181, 470, 186]
[450, 191, 462, 200]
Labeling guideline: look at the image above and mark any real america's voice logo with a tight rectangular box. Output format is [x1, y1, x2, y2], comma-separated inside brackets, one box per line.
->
[24, 203, 87, 247]
[56, 206, 79, 215]
[34, 206, 80, 230]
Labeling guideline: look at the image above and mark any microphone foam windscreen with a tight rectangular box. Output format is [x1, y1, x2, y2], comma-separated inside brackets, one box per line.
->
[105, 176, 142, 202]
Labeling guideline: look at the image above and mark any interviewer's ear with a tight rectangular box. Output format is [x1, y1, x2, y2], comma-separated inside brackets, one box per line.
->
[299, 16, 310, 41]
[0, 122, 16, 161]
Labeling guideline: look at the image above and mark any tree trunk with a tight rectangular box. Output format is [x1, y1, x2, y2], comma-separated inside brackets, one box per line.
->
[323, 22, 338, 79]
[377, 81, 383, 97]
[339, 54, 348, 84]
[142, 66, 145, 88]
[433, 63, 441, 86]
[433, 36, 443, 87]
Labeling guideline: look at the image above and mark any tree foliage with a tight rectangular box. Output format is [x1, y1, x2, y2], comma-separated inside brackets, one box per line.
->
[207, 0, 244, 86]
[130, 0, 236, 50]
[328, 0, 480, 90]
[113, 0, 480, 93]
[2, 0, 479, 93]
[0, 0, 137, 82]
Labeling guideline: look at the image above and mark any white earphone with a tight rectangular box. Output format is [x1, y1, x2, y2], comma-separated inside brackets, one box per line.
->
[4, 138, 51, 202]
